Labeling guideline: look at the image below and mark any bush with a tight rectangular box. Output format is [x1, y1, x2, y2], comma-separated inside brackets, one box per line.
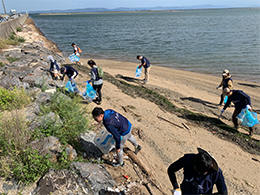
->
[6, 56, 19, 63]
[38, 92, 89, 144]
[0, 87, 31, 111]
[16, 26, 22, 32]
[0, 62, 4, 67]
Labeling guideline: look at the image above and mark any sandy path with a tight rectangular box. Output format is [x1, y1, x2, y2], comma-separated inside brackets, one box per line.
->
[75, 58, 260, 194]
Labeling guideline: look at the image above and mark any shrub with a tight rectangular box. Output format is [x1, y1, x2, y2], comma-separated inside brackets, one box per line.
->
[16, 26, 22, 32]
[6, 56, 19, 63]
[0, 87, 31, 111]
[0, 62, 4, 67]
[38, 92, 89, 145]
[17, 36, 25, 42]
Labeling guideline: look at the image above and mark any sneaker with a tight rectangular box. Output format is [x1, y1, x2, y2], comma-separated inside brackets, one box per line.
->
[134, 145, 142, 155]
[112, 161, 125, 167]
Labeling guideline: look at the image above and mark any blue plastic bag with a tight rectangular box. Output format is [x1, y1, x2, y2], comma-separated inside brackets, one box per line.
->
[68, 54, 80, 63]
[65, 81, 74, 92]
[224, 95, 228, 104]
[135, 65, 142, 78]
[81, 82, 96, 100]
[71, 79, 79, 93]
[237, 108, 259, 127]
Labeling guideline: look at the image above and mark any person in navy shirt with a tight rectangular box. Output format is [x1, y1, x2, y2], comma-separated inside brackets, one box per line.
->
[137, 55, 151, 83]
[221, 88, 254, 136]
[60, 66, 78, 81]
[216, 69, 233, 105]
[92, 107, 142, 167]
[168, 148, 227, 195]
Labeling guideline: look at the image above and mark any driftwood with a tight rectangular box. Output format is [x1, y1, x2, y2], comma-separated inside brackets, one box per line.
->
[123, 147, 152, 176]
[157, 115, 184, 129]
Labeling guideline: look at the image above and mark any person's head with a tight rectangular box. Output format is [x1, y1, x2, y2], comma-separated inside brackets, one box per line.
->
[223, 87, 232, 96]
[92, 107, 104, 122]
[71, 43, 75, 47]
[60, 67, 66, 74]
[194, 152, 213, 174]
[47, 55, 55, 62]
[136, 55, 142, 60]
[87, 60, 96, 67]
[222, 69, 229, 77]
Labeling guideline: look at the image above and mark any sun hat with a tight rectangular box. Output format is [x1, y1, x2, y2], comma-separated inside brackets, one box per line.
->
[222, 87, 231, 96]
[197, 148, 219, 172]
[222, 69, 229, 76]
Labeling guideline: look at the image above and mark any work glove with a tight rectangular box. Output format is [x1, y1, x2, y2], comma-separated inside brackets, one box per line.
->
[221, 109, 225, 114]
[86, 80, 90, 84]
[69, 78, 72, 81]
[172, 189, 181, 195]
[138, 65, 142, 68]
[246, 105, 252, 110]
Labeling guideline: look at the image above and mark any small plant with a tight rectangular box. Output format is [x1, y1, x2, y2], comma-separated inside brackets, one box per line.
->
[6, 56, 19, 63]
[0, 62, 4, 67]
[16, 26, 22, 32]
[0, 87, 31, 111]
[17, 36, 25, 42]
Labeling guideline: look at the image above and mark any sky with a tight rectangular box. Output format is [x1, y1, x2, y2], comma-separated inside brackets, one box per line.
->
[1, 0, 260, 13]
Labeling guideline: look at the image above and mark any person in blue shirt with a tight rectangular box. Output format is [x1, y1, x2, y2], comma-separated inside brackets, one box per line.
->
[137, 55, 151, 83]
[221, 88, 254, 136]
[60, 66, 78, 81]
[87, 60, 103, 105]
[92, 107, 142, 167]
[168, 148, 227, 195]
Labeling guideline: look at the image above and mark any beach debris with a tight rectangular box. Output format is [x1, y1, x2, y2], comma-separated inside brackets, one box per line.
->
[157, 115, 184, 129]
[182, 122, 190, 130]
[122, 106, 128, 112]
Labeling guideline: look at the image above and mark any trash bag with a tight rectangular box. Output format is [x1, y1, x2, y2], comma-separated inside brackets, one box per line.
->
[71, 79, 79, 93]
[94, 127, 115, 154]
[65, 81, 74, 92]
[224, 95, 228, 104]
[68, 54, 80, 62]
[135, 65, 142, 78]
[80, 82, 97, 100]
[237, 108, 259, 127]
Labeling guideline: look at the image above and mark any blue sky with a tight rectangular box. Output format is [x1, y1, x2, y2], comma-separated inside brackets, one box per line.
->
[1, 0, 260, 12]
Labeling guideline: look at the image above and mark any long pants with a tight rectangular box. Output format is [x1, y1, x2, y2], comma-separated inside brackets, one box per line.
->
[232, 108, 253, 133]
[93, 83, 103, 102]
[118, 128, 138, 164]
[144, 66, 151, 81]
[219, 94, 224, 105]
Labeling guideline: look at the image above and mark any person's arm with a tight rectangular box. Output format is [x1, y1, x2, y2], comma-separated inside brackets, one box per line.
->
[242, 92, 251, 107]
[90, 69, 96, 82]
[223, 97, 231, 110]
[106, 125, 121, 150]
[167, 156, 186, 190]
[215, 169, 228, 195]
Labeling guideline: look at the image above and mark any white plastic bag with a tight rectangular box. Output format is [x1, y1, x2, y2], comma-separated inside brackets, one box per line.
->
[94, 127, 115, 154]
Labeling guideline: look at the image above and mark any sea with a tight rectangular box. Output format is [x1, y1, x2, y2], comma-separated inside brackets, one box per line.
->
[30, 8, 260, 83]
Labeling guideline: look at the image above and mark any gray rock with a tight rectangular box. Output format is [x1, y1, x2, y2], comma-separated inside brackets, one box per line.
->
[80, 131, 103, 158]
[33, 169, 93, 195]
[71, 162, 117, 195]
[0, 74, 21, 89]
[25, 102, 40, 121]
[36, 92, 52, 104]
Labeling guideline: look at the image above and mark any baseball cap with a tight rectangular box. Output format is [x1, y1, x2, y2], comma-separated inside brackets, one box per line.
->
[222, 88, 231, 96]
[197, 148, 219, 172]
[222, 69, 229, 76]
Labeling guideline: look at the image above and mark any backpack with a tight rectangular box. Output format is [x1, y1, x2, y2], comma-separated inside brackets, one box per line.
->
[97, 66, 104, 78]
[77, 46, 82, 53]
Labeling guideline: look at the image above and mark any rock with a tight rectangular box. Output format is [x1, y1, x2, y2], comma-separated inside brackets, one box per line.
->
[33, 169, 93, 195]
[71, 162, 117, 195]
[80, 131, 103, 158]
[0, 74, 22, 89]
[25, 102, 40, 121]
[36, 92, 52, 104]
[30, 136, 77, 162]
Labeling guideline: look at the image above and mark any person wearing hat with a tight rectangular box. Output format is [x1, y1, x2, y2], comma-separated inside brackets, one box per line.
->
[60, 66, 78, 81]
[167, 148, 227, 195]
[136, 55, 151, 83]
[92, 107, 142, 167]
[47, 55, 63, 80]
[71, 43, 83, 65]
[216, 69, 233, 105]
[221, 88, 254, 136]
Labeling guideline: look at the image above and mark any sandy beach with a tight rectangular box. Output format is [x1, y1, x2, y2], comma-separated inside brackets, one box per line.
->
[16, 19, 260, 194]
[73, 57, 260, 194]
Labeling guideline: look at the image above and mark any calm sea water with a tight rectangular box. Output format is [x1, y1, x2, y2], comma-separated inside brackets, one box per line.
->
[30, 8, 260, 83]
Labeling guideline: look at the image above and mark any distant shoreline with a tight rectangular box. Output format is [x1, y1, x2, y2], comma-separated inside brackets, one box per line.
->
[38, 7, 259, 16]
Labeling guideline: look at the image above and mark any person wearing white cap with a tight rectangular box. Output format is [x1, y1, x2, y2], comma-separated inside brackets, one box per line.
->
[167, 148, 227, 195]
[216, 69, 233, 105]
[221, 88, 255, 136]
[48, 55, 62, 80]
